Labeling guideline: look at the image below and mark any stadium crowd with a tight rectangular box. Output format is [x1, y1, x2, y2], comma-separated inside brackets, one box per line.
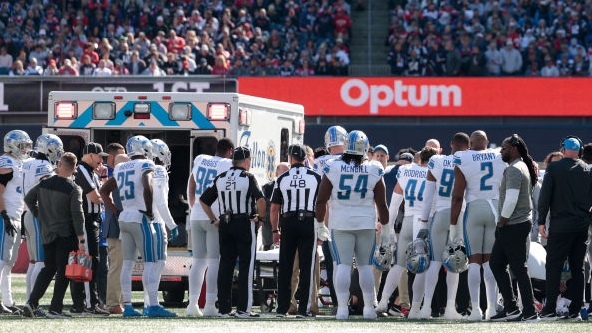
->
[386, 0, 592, 76]
[0, 0, 354, 77]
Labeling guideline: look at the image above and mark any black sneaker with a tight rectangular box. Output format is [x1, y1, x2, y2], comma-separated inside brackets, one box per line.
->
[47, 310, 72, 319]
[296, 312, 316, 318]
[84, 304, 110, 316]
[539, 310, 560, 321]
[234, 310, 260, 318]
[490, 308, 521, 321]
[520, 313, 540, 322]
[563, 312, 582, 321]
[275, 312, 287, 318]
[23, 304, 47, 318]
[5, 304, 23, 315]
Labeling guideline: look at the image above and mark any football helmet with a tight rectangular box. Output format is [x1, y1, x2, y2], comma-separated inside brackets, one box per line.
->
[442, 241, 469, 273]
[405, 238, 431, 274]
[372, 243, 394, 271]
[35, 134, 64, 166]
[4, 130, 32, 160]
[126, 135, 153, 158]
[344, 130, 369, 156]
[324, 126, 347, 148]
[150, 139, 171, 169]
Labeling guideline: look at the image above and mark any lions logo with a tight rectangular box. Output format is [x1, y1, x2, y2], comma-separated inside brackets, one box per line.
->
[266, 144, 276, 181]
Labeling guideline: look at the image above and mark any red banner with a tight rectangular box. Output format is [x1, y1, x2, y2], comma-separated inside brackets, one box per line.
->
[238, 77, 592, 117]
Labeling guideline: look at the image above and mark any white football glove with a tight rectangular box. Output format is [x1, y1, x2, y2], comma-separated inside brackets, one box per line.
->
[380, 225, 392, 245]
[416, 222, 429, 240]
[449, 223, 462, 243]
[317, 221, 330, 242]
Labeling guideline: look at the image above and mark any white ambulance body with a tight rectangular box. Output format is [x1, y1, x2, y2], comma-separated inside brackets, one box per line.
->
[45, 91, 305, 302]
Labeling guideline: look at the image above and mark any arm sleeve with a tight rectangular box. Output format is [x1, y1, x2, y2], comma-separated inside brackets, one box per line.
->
[388, 192, 404, 227]
[420, 180, 436, 221]
[153, 177, 177, 230]
[501, 188, 520, 219]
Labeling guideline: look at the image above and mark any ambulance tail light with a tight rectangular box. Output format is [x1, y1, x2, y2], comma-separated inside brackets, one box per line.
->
[54, 102, 77, 120]
[169, 103, 192, 121]
[239, 108, 251, 126]
[133, 103, 151, 119]
[207, 103, 230, 121]
[295, 118, 305, 134]
[93, 102, 116, 120]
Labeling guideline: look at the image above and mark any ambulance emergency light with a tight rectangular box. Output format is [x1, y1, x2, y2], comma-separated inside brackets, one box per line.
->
[54, 102, 77, 120]
[238, 108, 251, 126]
[207, 103, 230, 121]
[133, 103, 150, 119]
[295, 118, 305, 134]
[92, 102, 116, 120]
[169, 103, 192, 121]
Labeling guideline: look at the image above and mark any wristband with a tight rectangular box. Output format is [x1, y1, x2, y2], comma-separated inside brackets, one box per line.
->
[211, 219, 218, 224]
[79, 239, 86, 244]
[272, 229, 279, 233]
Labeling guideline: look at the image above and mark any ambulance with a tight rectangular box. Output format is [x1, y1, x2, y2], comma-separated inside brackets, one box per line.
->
[45, 91, 305, 303]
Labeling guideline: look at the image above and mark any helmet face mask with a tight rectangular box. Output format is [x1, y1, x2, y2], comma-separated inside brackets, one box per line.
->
[35, 134, 64, 167]
[126, 135, 153, 158]
[324, 125, 347, 149]
[344, 130, 369, 156]
[150, 138, 171, 169]
[405, 238, 431, 274]
[4, 130, 32, 161]
[442, 241, 468, 273]
[372, 243, 394, 271]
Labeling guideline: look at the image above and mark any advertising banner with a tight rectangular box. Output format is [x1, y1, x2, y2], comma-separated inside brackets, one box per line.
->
[238, 77, 592, 117]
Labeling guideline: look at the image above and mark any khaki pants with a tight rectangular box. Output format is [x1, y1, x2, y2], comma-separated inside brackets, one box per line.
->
[106, 238, 123, 308]
[289, 249, 320, 313]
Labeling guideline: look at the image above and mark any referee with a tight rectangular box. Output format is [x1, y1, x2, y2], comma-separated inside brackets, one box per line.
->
[200, 146, 266, 319]
[271, 144, 322, 318]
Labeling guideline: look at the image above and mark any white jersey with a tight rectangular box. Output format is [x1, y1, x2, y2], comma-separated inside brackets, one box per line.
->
[0, 155, 25, 220]
[189, 154, 232, 220]
[453, 148, 506, 203]
[153, 164, 176, 230]
[427, 154, 456, 212]
[313, 153, 341, 175]
[22, 158, 54, 196]
[113, 158, 155, 222]
[324, 158, 384, 230]
[397, 163, 429, 217]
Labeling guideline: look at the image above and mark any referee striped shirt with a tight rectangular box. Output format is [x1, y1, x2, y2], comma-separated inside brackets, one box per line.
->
[271, 164, 321, 214]
[200, 167, 264, 216]
[75, 161, 102, 215]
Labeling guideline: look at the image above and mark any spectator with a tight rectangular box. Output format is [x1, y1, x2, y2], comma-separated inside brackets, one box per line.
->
[93, 59, 113, 76]
[261, 57, 280, 76]
[125, 51, 146, 75]
[333, 8, 352, 41]
[113, 59, 130, 76]
[405, 48, 424, 76]
[540, 57, 560, 77]
[142, 58, 166, 76]
[0, 46, 13, 74]
[500, 40, 523, 76]
[43, 59, 60, 76]
[162, 52, 181, 75]
[279, 59, 295, 76]
[24, 58, 43, 75]
[229, 57, 248, 76]
[194, 58, 213, 75]
[485, 41, 502, 76]
[79, 54, 96, 75]
[58, 59, 79, 76]
[82, 42, 100, 66]
[467, 45, 486, 76]
[295, 59, 314, 76]
[211, 54, 229, 75]
[9, 60, 26, 76]
[444, 41, 461, 76]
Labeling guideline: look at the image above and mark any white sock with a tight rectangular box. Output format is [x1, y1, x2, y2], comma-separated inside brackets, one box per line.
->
[205, 259, 219, 303]
[412, 272, 426, 306]
[467, 263, 481, 305]
[357, 265, 376, 306]
[1, 263, 14, 306]
[151, 261, 166, 305]
[334, 264, 351, 303]
[143, 262, 159, 307]
[482, 262, 497, 308]
[25, 263, 35, 303]
[379, 264, 404, 304]
[446, 271, 460, 304]
[121, 260, 134, 304]
[422, 261, 442, 307]
[188, 258, 208, 305]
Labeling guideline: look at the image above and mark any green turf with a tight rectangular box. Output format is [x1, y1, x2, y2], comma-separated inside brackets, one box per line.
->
[0, 274, 587, 333]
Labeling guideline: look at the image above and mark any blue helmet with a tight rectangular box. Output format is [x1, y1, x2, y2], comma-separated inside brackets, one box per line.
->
[344, 130, 369, 156]
[4, 130, 32, 160]
[126, 135, 153, 158]
[35, 134, 64, 166]
[324, 126, 347, 148]
[150, 139, 171, 169]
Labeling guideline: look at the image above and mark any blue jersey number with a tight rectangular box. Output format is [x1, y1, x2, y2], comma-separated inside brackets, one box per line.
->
[480, 162, 493, 191]
[194, 166, 218, 195]
[438, 169, 454, 197]
[404, 179, 425, 207]
[117, 170, 135, 201]
[337, 174, 368, 200]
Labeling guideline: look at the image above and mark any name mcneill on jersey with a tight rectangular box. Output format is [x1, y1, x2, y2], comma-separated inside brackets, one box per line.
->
[340, 165, 369, 173]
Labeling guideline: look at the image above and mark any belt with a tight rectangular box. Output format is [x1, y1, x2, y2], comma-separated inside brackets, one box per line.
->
[219, 213, 250, 222]
[282, 210, 315, 219]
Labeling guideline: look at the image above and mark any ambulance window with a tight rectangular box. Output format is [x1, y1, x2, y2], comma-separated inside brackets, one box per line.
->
[280, 128, 289, 163]
[61, 136, 85, 160]
[192, 136, 217, 160]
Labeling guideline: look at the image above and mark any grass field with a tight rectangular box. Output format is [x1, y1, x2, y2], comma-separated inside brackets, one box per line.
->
[0, 274, 587, 333]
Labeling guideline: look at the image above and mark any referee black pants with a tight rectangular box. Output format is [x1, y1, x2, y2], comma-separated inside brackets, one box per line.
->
[217, 216, 256, 314]
[276, 216, 316, 315]
[490, 221, 535, 315]
[71, 215, 101, 310]
[542, 227, 588, 316]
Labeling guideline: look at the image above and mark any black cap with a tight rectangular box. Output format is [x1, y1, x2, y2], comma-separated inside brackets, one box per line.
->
[288, 144, 306, 161]
[84, 142, 109, 156]
[399, 152, 414, 163]
[233, 146, 251, 161]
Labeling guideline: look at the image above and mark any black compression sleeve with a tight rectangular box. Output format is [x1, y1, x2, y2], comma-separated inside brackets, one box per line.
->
[0, 171, 13, 186]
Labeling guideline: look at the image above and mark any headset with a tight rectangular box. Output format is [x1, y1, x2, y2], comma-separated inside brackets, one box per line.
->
[561, 135, 583, 158]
